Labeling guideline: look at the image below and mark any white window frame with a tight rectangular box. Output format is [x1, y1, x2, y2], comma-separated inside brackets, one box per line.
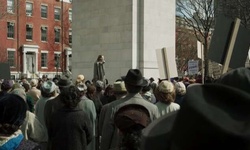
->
[7, 0, 14, 13]
[54, 27, 61, 43]
[41, 26, 48, 42]
[7, 21, 15, 39]
[41, 51, 48, 68]
[26, 2, 33, 16]
[54, 52, 61, 69]
[54, 7, 61, 20]
[26, 24, 33, 41]
[68, 9, 72, 22]
[7, 48, 15, 68]
[41, 5, 48, 18]
[69, 28, 72, 45]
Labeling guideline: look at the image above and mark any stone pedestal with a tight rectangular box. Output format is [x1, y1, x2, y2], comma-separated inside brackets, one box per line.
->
[72, 0, 176, 83]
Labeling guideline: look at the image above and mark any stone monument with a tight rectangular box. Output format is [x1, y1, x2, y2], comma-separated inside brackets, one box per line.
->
[72, 0, 176, 83]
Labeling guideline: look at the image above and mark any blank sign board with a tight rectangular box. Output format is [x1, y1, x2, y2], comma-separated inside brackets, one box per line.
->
[0, 63, 11, 79]
[208, 15, 250, 69]
[208, 15, 234, 65]
[156, 48, 178, 79]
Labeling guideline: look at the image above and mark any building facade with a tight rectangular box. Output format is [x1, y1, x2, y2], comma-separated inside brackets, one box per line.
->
[0, 0, 72, 79]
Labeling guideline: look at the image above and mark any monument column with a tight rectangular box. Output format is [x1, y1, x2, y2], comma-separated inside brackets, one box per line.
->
[72, 0, 176, 83]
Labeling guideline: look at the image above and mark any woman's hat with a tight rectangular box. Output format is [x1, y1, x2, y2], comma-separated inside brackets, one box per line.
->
[121, 69, 148, 86]
[57, 77, 72, 88]
[42, 81, 56, 93]
[114, 104, 150, 132]
[141, 84, 250, 150]
[76, 74, 85, 82]
[113, 81, 127, 93]
[0, 94, 27, 127]
[158, 80, 174, 94]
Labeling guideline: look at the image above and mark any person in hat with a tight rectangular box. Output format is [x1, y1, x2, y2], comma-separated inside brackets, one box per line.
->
[100, 84, 116, 105]
[174, 81, 186, 105]
[35, 81, 58, 145]
[140, 83, 156, 104]
[0, 79, 14, 98]
[100, 69, 160, 150]
[141, 83, 250, 150]
[47, 85, 93, 150]
[155, 80, 180, 117]
[27, 79, 41, 105]
[215, 67, 250, 93]
[0, 94, 41, 149]
[44, 77, 72, 128]
[114, 104, 151, 150]
[75, 74, 85, 86]
[11, 88, 46, 144]
[99, 81, 128, 138]
[76, 83, 97, 150]
[95, 80, 105, 103]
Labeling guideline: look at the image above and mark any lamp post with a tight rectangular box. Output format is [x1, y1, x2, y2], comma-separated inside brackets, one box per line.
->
[61, 0, 64, 73]
[56, 54, 60, 76]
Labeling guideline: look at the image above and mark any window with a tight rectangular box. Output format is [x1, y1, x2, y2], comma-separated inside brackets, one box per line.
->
[69, 29, 72, 44]
[41, 53, 48, 67]
[7, 50, 15, 67]
[7, 22, 15, 38]
[26, 2, 33, 16]
[26, 24, 33, 40]
[69, 9, 72, 22]
[41, 5, 47, 18]
[54, 53, 61, 68]
[41, 26, 47, 41]
[54, 8, 60, 20]
[54, 28, 60, 43]
[7, 0, 14, 13]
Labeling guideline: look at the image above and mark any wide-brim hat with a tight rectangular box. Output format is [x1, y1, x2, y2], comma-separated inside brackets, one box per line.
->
[114, 104, 151, 133]
[216, 67, 250, 93]
[42, 81, 56, 93]
[76, 74, 85, 82]
[113, 81, 127, 92]
[141, 84, 250, 150]
[121, 69, 148, 86]
[57, 78, 72, 87]
[0, 94, 27, 127]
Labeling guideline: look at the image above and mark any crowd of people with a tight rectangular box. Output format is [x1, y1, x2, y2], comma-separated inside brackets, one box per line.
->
[0, 66, 249, 150]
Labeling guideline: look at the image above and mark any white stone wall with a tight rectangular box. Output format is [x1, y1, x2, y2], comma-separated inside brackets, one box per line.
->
[142, 0, 176, 80]
[72, 0, 175, 83]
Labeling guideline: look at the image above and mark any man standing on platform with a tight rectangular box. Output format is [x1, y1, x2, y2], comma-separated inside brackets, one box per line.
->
[93, 55, 106, 86]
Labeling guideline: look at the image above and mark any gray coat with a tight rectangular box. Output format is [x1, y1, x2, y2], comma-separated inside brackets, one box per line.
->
[100, 93, 160, 150]
[93, 61, 105, 82]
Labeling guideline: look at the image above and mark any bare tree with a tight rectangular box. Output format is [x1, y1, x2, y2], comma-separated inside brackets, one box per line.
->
[176, 0, 215, 76]
[218, 0, 250, 29]
[176, 22, 199, 75]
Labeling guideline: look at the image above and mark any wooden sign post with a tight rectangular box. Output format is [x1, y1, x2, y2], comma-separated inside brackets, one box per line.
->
[156, 47, 178, 80]
[222, 18, 241, 74]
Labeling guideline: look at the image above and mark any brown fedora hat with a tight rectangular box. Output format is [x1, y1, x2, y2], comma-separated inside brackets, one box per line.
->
[121, 69, 148, 86]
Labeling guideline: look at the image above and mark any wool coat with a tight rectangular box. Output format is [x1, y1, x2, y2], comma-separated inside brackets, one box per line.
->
[47, 108, 93, 150]
[100, 93, 160, 150]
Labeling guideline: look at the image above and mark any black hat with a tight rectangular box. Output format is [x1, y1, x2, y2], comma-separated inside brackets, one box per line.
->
[57, 78, 72, 88]
[121, 69, 148, 86]
[216, 67, 250, 93]
[141, 84, 250, 150]
[0, 94, 27, 127]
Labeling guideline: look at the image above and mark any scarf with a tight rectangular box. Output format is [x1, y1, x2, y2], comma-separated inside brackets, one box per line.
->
[0, 130, 24, 150]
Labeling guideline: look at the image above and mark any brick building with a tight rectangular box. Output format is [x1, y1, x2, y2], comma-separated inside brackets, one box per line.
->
[0, 0, 72, 79]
